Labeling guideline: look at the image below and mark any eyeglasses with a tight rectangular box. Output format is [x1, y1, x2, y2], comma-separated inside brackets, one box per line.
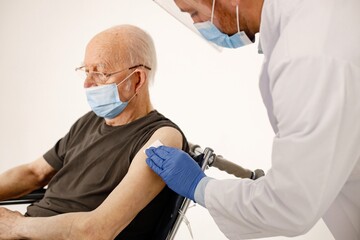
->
[75, 64, 151, 84]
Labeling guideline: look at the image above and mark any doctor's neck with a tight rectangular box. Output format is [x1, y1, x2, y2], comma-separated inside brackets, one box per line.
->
[231, 0, 264, 38]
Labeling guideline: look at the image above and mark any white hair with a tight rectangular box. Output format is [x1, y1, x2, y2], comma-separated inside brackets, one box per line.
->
[107, 25, 157, 84]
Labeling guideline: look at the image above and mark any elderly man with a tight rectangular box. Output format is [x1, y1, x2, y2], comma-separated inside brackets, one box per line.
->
[0, 24, 188, 239]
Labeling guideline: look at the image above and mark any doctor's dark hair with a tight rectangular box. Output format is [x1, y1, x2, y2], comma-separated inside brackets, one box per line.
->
[110, 24, 157, 84]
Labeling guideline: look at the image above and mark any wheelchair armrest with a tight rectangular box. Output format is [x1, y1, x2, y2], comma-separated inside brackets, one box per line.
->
[0, 188, 46, 206]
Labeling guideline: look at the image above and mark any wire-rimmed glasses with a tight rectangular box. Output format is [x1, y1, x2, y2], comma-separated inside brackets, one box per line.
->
[75, 64, 151, 84]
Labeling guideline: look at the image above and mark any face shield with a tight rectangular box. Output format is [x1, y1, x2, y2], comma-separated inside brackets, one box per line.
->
[153, 0, 255, 50]
[153, 0, 222, 50]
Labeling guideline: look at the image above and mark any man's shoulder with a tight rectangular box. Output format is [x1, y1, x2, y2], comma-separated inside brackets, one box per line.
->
[273, 0, 359, 64]
[148, 110, 186, 136]
[142, 110, 189, 151]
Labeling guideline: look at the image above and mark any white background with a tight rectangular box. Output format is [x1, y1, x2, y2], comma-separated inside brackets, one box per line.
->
[0, 0, 334, 239]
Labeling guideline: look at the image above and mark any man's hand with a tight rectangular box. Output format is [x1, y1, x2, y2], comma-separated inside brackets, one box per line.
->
[0, 207, 23, 239]
[145, 146, 206, 201]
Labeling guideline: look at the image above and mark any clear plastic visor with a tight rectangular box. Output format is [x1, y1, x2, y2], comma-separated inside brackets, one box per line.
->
[153, 0, 221, 50]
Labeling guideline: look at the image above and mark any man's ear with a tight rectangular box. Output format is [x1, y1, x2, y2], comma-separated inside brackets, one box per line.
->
[134, 70, 147, 94]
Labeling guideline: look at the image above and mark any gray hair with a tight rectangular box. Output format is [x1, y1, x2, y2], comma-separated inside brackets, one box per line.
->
[106, 25, 157, 84]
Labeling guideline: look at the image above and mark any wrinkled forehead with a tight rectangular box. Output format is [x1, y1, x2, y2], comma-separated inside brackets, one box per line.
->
[84, 33, 127, 70]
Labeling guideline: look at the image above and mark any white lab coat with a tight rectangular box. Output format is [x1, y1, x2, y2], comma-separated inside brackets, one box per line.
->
[204, 0, 360, 239]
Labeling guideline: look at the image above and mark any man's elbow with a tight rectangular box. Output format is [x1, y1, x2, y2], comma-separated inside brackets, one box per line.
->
[277, 212, 319, 237]
[256, 202, 320, 237]
[27, 162, 55, 188]
[282, 221, 314, 237]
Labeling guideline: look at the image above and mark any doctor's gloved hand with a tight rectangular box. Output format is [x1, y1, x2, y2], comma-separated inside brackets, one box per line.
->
[145, 146, 206, 201]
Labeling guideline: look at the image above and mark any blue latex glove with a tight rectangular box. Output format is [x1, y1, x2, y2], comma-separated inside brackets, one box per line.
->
[145, 146, 206, 201]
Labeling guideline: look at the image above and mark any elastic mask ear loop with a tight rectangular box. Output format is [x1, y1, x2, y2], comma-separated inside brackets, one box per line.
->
[127, 91, 137, 103]
[210, 0, 216, 23]
[118, 70, 138, 103]
[116, 70, 136, 87]
[236, 5, 240, 33]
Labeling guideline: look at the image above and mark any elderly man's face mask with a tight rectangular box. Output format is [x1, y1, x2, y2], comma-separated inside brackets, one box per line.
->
[85, 70, 136, 119]
[154, 0, 253, 49]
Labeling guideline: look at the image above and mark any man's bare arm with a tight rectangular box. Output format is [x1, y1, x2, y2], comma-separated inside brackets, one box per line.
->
[1, 126, 183, 240]
[0, 157, 56, 200]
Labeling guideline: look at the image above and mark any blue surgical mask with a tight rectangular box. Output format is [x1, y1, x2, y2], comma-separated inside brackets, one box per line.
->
[85, 71, 135, 119]
[194, 1, 253, 49]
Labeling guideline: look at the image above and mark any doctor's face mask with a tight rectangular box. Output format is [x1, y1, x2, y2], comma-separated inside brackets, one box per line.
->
[154, 0, 254, 49]
[194, 0, 253, 48]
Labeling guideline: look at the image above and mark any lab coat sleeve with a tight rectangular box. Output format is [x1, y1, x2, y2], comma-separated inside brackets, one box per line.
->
[194, 177, 213, 207]
[204, 56, 360, 239]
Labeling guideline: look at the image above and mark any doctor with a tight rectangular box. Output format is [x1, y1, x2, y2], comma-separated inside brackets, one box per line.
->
[146, 0, 360, 239]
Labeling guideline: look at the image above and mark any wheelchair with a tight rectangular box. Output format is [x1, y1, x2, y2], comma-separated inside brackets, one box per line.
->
[0, 143, 264, 240]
